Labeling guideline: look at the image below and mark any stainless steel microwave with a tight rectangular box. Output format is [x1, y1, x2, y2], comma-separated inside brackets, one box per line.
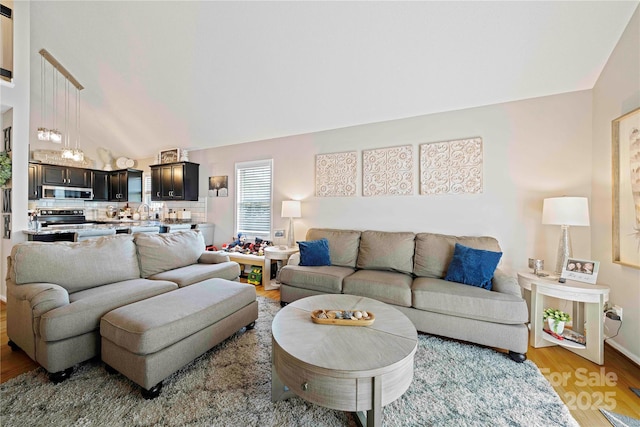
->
[42, 186, 94, 200]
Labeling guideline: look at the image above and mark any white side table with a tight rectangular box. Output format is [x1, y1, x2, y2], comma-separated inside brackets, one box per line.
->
[517, 272, 610, 365]
[264, 246, 299, 291]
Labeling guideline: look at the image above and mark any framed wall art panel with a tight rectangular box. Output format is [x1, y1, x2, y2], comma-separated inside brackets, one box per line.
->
[362, 145, 413, 197]
[420, 137, 483, 195]
[612, 107, 640, 269]
[315, 151, 357, 197]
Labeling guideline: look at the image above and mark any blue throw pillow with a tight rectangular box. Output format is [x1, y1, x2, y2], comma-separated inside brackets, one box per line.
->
[444, 243, 502, 290]
[298, 238, 331, 267]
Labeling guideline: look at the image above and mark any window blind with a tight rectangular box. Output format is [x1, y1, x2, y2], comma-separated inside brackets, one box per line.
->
[235, 160, 273, 238]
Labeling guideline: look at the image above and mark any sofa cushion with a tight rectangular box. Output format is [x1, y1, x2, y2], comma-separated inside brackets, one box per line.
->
[413, 233, 502, 279]
[343, 270, 413, 307]
[412, 277, 528, 324]
[39, 279, 178, 342]
[134, 230, 205, 278]
[149, 262, 241, 287]
[356, 230, 415, 274]
[298, 238, 331, 266]
[278, 265, 354, 293]
[10, 235, 141, 293]
[444, 243, 502, 290]
[306, 229, 361, 268]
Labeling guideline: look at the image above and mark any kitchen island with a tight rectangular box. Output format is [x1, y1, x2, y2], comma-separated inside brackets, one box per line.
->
[23, 220, 205, 242]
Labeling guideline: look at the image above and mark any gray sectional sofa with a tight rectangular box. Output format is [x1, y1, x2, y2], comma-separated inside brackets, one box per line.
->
[6, 230, 246, 382]
[279, 228, 529, 361]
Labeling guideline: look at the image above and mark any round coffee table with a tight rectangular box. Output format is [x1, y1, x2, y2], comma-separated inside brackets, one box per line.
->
[271, 294, 418, 427]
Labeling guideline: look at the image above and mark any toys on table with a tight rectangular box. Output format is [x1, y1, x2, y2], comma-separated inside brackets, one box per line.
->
[222, 234, 272, 256]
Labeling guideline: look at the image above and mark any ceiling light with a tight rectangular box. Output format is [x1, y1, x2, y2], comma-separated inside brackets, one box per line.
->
[37, 55, 50, 141]
[39, 49, 85, 162]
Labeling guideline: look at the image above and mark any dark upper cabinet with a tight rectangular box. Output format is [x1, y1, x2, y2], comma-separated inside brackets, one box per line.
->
[110, 169, 142, 202]
[92, 170, 110, 201]
[41, 164, 91, 188]
[28, 163, 41, 200]
[151, 162, 199, 201]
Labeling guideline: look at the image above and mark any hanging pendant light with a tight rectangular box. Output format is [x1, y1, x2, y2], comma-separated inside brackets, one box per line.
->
[61, 78, 74, 159]
[37, 55, 50, 141]
[39, 49, 85, 162]
[72, 85, 84, 162]
[49, 68, 62, 143]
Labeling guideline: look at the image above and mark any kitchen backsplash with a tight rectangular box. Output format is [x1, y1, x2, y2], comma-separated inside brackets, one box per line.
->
[29, 198, 208, 223]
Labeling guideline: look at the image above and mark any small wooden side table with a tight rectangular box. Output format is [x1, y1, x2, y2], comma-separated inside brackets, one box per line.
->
[517, 272, 610, 365]
[264, 246, 299, 290]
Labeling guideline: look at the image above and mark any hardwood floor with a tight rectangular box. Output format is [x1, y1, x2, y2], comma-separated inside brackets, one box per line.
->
[2, 287, 638, 426]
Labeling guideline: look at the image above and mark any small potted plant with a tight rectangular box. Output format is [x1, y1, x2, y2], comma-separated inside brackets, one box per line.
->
[543, 308, 571, 334]
[0, 151, 11, 187]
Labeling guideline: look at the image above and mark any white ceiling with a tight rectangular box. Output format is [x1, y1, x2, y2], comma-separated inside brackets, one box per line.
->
[28, 1, 639, 161]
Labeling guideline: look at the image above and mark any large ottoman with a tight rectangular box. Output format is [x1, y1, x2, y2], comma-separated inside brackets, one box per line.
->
[100, 278, 258, 398]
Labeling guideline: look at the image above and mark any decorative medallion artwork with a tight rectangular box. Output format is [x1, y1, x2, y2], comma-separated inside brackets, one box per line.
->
[362, 145, 413, 196]
[420, 137, 483, 195]
[315, 151, 357, 197]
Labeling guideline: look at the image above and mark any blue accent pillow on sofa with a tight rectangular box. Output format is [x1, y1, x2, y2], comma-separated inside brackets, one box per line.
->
[298, 238, 331, 267]
[444, 243, 502, 290]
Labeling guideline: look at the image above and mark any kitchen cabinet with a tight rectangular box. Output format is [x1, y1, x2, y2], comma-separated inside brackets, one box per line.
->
[28, 163, 40, 200]
[41, 164, 92, 188]
[110, 169, 142, 202]
[151, 162, 199, 201]
[92, 170, 110, 201]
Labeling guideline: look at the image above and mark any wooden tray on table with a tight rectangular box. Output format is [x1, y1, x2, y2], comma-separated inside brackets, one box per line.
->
[310, 309, 375, 326]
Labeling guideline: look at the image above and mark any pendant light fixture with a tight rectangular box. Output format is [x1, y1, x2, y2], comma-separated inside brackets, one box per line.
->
[37, 55, 50, 141]
[49, 68, 62, 143]
[72, 85, 84, 162]
[38, 49, 85, 162]
[61, 78, 73, 159]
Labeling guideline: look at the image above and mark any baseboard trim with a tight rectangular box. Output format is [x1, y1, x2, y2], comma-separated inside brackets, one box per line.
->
[605, 340, 640, 367]
[0, 294, 6, 303]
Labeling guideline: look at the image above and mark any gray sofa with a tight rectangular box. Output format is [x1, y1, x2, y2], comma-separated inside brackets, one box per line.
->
[279, 228, 529, 361]
[6, 230, 243, 382]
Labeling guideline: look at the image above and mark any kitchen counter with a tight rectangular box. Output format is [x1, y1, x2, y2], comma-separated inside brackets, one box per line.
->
[23, 220, 201, 237]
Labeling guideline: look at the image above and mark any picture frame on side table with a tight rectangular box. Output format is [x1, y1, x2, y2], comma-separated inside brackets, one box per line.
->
[561, 258, 600, 284]
[159, 148, 181, 164]
[612, 107, 640, 269]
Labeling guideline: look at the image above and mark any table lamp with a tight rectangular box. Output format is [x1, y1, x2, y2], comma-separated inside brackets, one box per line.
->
[542, 197, 590, 275]
[281, 200, 301, 248]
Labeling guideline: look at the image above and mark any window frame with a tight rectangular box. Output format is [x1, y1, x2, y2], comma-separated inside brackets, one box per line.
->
[234, 159, 273, 240]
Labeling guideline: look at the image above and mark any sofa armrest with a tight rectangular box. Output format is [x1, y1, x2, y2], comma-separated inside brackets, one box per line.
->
[491, 269, 522, 298]
[198, 251, 231, 264]
[287, 253, 300, 266]
[8, 281, 70, 317]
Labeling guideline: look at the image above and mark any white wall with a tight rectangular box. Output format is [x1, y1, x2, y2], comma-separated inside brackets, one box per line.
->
[592, 5, 640, 363]
[190, 90, 593, 277]
[0, 0, 30, 302]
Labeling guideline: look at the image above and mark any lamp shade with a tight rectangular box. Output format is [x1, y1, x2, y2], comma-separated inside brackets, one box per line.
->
[281, 200, 301, 218]
[542, 197, 590, 226]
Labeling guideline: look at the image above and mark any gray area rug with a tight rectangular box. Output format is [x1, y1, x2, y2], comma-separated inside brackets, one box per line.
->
[1, 297, 578, 426]
[601, 409, 640, 427]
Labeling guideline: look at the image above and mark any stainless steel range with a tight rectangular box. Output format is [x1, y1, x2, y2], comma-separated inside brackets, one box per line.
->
[37, 208, 91, 227]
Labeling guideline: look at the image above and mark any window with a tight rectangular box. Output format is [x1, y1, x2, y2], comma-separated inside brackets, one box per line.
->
[235, 159, 273, 239]
[143, 174, 152, 205]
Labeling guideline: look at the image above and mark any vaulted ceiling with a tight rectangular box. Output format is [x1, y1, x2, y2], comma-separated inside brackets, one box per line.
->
[28, 1, 639, 161]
